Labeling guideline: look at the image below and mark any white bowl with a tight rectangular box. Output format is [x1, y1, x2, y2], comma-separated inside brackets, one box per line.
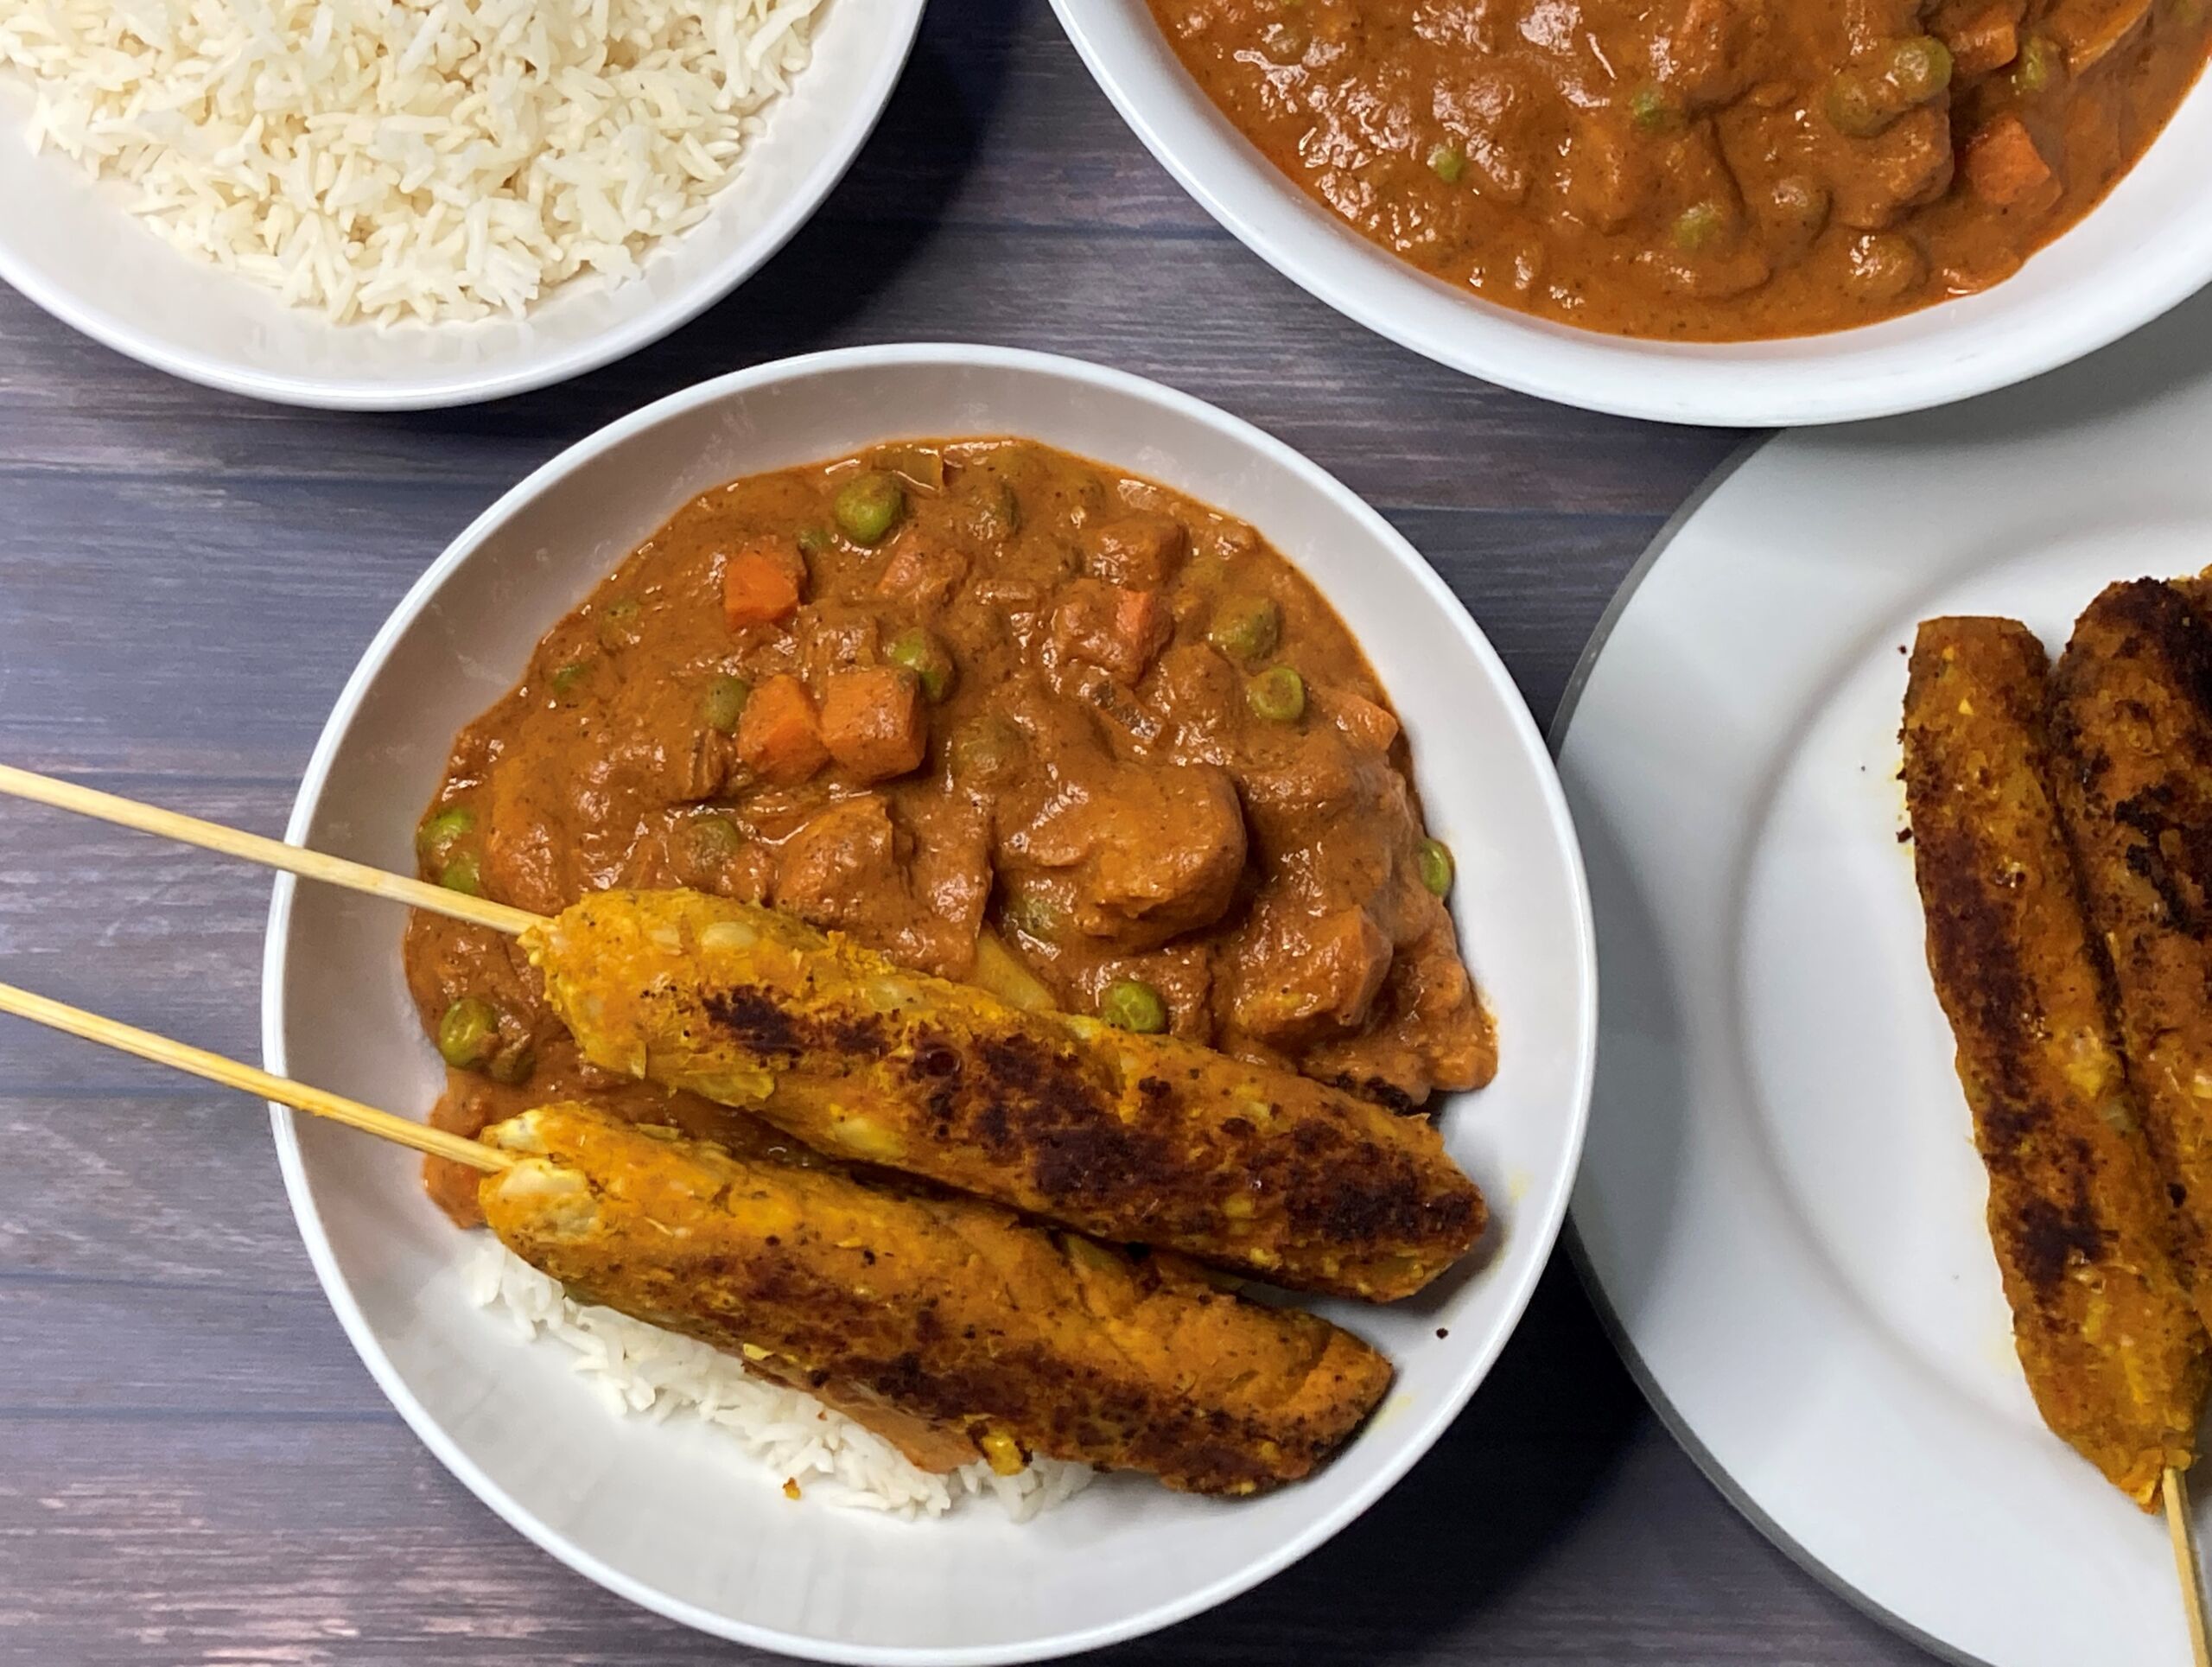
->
[0, 0, 923, 410]
[1048, 1, 2212, 429]
[259, 344, 1597, 1664]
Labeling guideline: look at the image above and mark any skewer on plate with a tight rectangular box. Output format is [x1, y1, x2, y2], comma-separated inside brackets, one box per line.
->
[1902, 613, 2212, 1661]
[2168, 1470, 2212, 1667]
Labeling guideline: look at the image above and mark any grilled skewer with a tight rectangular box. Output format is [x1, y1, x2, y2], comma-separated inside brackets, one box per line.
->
[1904, 616, 2209, 1507]
[0, 982, 1393, 1495]
[486, 1101, 1393, 1493]
[0, 766, 1486, 1301]
[525, 888, 1484, 1301]
[2048, 581, 2212, 1323]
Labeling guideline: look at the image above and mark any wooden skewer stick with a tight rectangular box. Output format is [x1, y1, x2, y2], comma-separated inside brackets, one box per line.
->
[0, 763, 541, 937]
[0, 979, 511, 1173]
[2169, 1467, 2212, 1667]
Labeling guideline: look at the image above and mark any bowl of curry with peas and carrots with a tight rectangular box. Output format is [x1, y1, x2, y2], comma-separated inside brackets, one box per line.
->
[1054, 0, 2212, 425]
[261, 344, 1594, 1660]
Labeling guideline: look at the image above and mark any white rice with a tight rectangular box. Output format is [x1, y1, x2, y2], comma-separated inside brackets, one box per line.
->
[465, 1237, 1096, 1520]
[0, 0, 829, 324]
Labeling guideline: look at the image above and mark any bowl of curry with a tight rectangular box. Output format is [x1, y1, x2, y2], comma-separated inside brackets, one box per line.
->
[1056, 0, 2212, 425]
[262, 344, 1595, 1660]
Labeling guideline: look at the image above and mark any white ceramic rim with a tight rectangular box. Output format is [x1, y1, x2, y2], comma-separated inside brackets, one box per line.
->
[257, 341, 1600, 1664]
[0, 3, 925, 411]
[1548, 303, 2212, 1662]
[1552, 439, 1977, 1664]
[1046, 0, 2212, 429]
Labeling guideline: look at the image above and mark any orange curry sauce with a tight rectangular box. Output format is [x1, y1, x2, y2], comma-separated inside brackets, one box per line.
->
[1147, 0, 2212, 340]
[404, 439, 1494, 1224]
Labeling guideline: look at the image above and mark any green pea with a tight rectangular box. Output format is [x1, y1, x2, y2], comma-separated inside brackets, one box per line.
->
[1886, 35, 1952, 103]
[1245, 665, 1306, 723]
[1825, 70, 1890, 137]
[1842, 231, 1926, 303]
[1672, 200, 1727, 254]
[1628, 86, 1681, 133]
[1099, 978, 1168, 1034]
[439, 850, 483, 896]
[486, 1040, 536, 1086]
[1417, 837, 1455, 897]
[597, 598, 641, 652]
[692, 813, 744, 865]
[1208, 595, 1281, 664]
[886, 627, 957, 702]
[1426, 143, 1465, 184]
[1005, 890, 1064, 945]
[951, 716, 1027, 784]
[798, 525, 833, 556]
[416, 805, 474, 868]
[437, 997, 499, 1070]
[1768, 175, 1830, 238]
[1181, 552, 1230, 592]
[1827, 36, 1949, 137]
[550, 660, 591, 698]
[702, 674, 752, 735]
[833, 473, 906, 546]
[2013, 34, 2063, 93]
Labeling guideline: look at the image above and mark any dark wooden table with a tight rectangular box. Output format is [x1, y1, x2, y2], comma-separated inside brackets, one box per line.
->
[0, 3, 1936, 1662]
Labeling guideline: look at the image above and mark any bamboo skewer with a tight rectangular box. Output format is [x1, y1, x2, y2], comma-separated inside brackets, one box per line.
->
[0, 763, 541, 936]
[0, 979, 510, 1173]
[2169, 1467, 2212, 1667]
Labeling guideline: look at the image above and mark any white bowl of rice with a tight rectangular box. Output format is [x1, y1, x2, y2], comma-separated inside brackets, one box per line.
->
[0, 0, 923, 409]
[261, 344, 1596, 1662]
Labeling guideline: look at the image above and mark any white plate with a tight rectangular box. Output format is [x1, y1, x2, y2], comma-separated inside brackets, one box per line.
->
[0, 0, 923, 410]
[1049, 0, 2212, 429]
[258, 344, 1597, 1663]
[1557, 293, 2212, 1666]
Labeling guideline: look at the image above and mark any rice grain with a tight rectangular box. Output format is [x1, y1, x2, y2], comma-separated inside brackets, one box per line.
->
[467, 1237, 1095, 1521]
[0, 0, 830, 324]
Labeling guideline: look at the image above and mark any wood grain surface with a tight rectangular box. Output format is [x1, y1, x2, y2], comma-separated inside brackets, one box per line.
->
[0, 2, 1935, 1661]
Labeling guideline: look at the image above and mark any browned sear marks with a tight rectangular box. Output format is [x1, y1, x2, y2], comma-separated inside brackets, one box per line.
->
[480, 1102, 1395, 1495]
[530, 889, 1485, 1302]
[2048, 580, 2212, 1318]
[1904, 614, 2208, 1507]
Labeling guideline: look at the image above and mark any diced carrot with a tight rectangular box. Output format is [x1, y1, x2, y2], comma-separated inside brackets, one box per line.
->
[820, 665, 927, 783]
[1050, 578, 1174, 684]
[735, 673, 829, 786]
[722, 538, 806, 628]
[1964, 115, 2056, 208]
[1115, 586, 1171, 659]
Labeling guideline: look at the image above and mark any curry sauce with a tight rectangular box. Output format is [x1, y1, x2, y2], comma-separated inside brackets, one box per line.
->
[1147, 0, 2212, 340]
[404, 439, 1494, 1225]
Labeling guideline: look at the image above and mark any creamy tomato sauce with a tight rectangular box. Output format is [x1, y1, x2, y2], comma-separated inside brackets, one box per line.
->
[1148, 0, 2212, 340]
